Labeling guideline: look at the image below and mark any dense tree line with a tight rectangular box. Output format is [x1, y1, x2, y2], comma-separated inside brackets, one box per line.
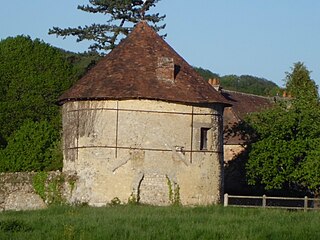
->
[0, 36, 79, 171]
[194, 67, 220, 80]
[194, 67, 281, 96]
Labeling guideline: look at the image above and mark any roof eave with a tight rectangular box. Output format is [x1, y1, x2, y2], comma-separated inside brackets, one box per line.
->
[57, 96, 232, 107]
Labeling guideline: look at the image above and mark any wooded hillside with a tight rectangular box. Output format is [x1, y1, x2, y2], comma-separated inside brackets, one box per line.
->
[194, 67, 281, 96]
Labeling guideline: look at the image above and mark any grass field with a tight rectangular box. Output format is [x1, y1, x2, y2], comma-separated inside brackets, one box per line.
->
[0, 204, 319, 240]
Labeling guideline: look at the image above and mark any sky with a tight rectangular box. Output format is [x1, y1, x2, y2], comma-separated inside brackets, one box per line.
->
[1, 0, 320, 88]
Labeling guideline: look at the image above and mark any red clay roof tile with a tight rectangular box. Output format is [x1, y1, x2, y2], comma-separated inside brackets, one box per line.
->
[58, 22, 230, 106]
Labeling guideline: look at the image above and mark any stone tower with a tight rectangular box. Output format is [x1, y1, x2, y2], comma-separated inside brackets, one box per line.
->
[58, 22, 230, 206]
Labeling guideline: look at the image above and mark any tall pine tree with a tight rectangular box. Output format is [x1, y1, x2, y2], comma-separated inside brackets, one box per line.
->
[49, 0, 166, 52]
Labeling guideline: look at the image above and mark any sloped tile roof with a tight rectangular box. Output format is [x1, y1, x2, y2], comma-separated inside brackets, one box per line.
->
[58, 21, 230, 106]
[221, 90, 274, 144]
[222, 90, 274, 120]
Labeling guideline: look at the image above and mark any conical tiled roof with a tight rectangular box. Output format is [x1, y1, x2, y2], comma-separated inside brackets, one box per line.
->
[58, 21, 230, 106]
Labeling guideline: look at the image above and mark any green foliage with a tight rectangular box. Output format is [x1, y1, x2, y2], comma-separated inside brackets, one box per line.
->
[44, 139, 64, 171]
[194, 67, 281, 96]
[109, 197, 121, 206]
[49, 0, 166, 52]
[194, 66, 220, 80]
[246, 62, 320, 195]
[63, 50, 102, 79]
[67, 175, 78, 193]
[220, 74, 280, 96]
[33, 172, 66, 205]
[0, 35, 77, 172]
[0, 135, 5, 149]
[128, 193, 139, 205]
[46, 174, 65, 204]
[0, 35, 76, 140]
[0, 120, 62, 172]
[33, 172, 48, 200]
[285, 61, 318, 102]
[166, 176, 181, 206]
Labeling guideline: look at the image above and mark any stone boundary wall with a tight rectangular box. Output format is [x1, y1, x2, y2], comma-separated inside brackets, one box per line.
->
[0, 171, 76, 211]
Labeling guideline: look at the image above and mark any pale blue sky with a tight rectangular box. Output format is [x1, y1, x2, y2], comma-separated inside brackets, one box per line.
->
[1, 0, 320, 88]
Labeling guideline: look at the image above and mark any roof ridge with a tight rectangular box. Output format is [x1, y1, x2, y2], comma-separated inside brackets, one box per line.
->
[59, 22, 231, 106]
[222, 89, 273, 99]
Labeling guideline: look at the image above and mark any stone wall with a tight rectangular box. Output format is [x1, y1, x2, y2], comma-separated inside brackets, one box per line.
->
[0, 171, 75, 211]
[62, 99, 225, 206]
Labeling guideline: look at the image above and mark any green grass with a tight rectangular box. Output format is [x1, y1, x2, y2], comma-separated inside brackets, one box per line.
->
[0, 205, 319, 240]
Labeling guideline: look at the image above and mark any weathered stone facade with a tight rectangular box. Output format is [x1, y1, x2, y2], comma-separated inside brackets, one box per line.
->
[62, 100, 224, 206]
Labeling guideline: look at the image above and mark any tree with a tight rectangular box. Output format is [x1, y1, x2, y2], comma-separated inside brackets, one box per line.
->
[245, 62, 320, 196]
[220, 75, 281, 96]
[0, 36, 78, 171]
[194, 67, 220, 80]
[285, 62, 318, 104]
[0, 120, 62, 172]
[194, 66, 281, 96]
[49, 0, 166, 52]
[0, 35, 77, 142]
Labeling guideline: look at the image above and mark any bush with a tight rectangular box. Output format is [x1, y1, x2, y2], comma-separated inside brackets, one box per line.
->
[0, 120, 62, 172]
[0, 35, 77, 172]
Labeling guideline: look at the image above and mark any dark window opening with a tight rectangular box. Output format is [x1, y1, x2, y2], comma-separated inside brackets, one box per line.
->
[200, 128, 210, 150]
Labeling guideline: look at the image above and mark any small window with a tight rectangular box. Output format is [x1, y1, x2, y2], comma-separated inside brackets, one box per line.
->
[200, 128, 210, 150]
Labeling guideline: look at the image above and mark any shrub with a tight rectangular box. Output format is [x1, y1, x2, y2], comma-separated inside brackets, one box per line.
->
[0, 120, 62, 172]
